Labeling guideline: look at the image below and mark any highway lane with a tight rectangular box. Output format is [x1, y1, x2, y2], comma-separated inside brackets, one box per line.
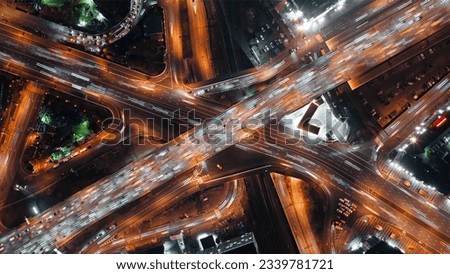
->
[90, 180, 242, 254]
[344, 215, 432, 254]
[0, 0, 438, 122]
[240, 126, 450, 252]
[1, 0, 449, 253]
[0, 0, 425, 120]
[1, 0, 211, 89]
[0, 55, 128, 165]
[0, 5, 155, 82]
[0, 81, 126, 229]
[0, 83, 43, 205]
[76, 171, 207, 253]
[186, 0, 215, 81]
[239, 145, 445, 253]
[271, 173, 322, 253]
[190, 0, 410, 95]
[324, 0, 413, 51]
[80, 165, 269, 253]
[0, 24, 223, 122]
[375, 73, 450, 212]
[0, 0, 399, 115]
[160, 0, 188, 88]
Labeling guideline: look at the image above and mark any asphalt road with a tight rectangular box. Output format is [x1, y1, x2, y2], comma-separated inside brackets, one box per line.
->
[0, 0, 449, 254]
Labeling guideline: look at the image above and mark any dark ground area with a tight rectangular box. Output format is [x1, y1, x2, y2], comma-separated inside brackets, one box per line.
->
[244, 171, 298, 253]
[366, 241, 403, 254]
[400, 112, 450, 195]
[22, 90, 112, 171]
[0, 73, 23, 130]
[103, 6, 166, 76]
[13, 0, 129, 33]
[220, 0, 265, 70]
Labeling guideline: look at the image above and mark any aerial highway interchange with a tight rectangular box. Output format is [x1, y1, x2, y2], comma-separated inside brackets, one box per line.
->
[0, 0, 449, 254]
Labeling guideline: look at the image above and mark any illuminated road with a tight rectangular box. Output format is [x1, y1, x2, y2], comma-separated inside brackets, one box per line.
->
[376, 73, 450, 213]
[238, 123, 450, 253]
[0, 0, 449, 254]
[271, 173, 322, 253]
[186, 0, 215, 81]
[0, 0, 151, 53]
[90, 180, 242, 254]
[0, 23, 222, 124]
[0, 83, 43, 205]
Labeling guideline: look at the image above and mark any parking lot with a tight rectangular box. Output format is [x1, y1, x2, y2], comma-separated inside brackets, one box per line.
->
[248, 18, 288, 65]
[334, 197, 357, 231]
[349, 36, 450, 128]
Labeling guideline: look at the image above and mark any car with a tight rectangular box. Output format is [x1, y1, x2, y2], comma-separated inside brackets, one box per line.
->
[402, 180, 412, 187]
[387, 110, 398, 119]
[418, 188, 427, 196]
[373, 112, 381, 120]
